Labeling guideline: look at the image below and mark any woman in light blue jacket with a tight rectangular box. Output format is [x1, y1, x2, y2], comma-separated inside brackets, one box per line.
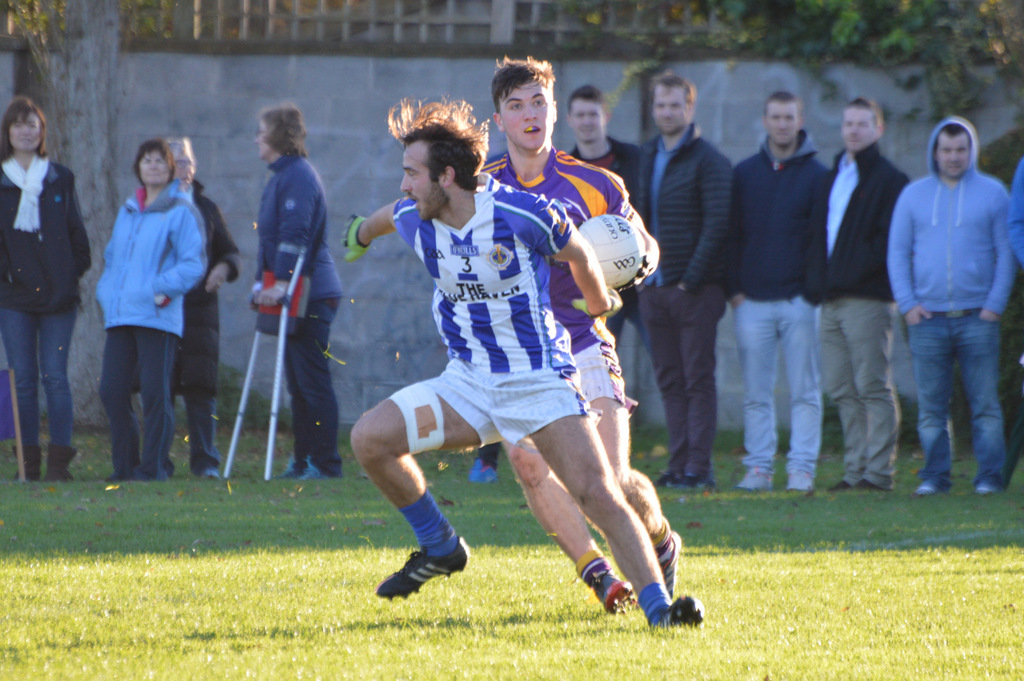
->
[97, 138, 205, 481]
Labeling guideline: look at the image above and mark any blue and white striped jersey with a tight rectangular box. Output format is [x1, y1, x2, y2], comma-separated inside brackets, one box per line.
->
[393, 176, 576, 374]
[483, 149, 635, 354]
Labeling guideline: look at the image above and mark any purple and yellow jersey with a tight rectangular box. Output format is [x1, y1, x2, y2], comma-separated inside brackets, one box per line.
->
[393, 175, 576, 374]
[482, 148, 636, 353]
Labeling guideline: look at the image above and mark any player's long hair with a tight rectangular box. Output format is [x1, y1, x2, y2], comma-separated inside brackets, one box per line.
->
[491, 56, 556, 112]
[388, 98, 489, 191]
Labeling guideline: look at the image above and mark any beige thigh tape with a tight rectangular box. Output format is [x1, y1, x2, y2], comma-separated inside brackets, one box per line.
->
[389, 383, 445, 454]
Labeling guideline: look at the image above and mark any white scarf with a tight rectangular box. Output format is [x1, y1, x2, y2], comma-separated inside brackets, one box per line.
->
[2, 155, 50, 233]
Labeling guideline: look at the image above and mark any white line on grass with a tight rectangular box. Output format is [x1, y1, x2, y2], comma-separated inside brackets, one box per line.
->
[846, 528, 1024, 552]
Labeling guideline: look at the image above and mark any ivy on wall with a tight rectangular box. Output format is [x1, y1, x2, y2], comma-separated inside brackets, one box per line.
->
[562, 0, 1019, 120]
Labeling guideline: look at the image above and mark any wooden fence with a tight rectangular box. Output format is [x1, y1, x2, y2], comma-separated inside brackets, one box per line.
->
[2, 1, 715, 47]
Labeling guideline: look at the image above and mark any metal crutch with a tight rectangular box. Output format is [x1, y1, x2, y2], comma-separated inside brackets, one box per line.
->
[264, 249, 306, 480]
[222, 249, 306, 480]
[222, 332, 260, 479]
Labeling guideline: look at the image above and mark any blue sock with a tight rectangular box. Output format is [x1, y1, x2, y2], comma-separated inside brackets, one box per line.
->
[638, 582, 673, 625]
[398, 492, 459, 556]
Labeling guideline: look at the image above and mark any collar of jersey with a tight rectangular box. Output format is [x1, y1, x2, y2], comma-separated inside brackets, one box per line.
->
[513, 148, 558, 189]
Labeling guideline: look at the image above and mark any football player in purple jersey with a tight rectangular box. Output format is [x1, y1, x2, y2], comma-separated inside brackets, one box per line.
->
[477, 57, 684, 614]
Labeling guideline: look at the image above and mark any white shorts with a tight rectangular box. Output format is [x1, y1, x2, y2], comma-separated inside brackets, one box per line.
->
[410, 359, 589, 447]
[573, 342, 626, 406]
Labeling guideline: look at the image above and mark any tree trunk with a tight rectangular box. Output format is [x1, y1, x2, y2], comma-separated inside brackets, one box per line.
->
[40, 0, 121, 426]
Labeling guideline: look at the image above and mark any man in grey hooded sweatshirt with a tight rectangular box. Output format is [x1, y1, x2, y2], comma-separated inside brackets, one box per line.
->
[887, 117, 1016, 496]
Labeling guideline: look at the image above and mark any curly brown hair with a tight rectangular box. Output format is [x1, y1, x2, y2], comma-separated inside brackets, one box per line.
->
[388, 98, 489, 191]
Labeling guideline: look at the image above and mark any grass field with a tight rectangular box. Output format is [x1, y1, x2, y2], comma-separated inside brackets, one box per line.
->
[1, 424, 1022, 680]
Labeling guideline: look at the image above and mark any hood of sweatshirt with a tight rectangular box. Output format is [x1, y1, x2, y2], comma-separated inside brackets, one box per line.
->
[760, 129, 818, 169]
[927, 116, 979, 179]
[923, 117, 981, 231]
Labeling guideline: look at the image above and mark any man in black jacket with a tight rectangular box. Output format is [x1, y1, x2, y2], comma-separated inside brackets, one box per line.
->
[566, 83, 649, 351]
[636, 71, 732, 489]
[805, 97, 909, 492]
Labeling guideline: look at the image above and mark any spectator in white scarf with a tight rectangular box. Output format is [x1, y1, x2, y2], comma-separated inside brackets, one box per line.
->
[0, 96, 91, 481]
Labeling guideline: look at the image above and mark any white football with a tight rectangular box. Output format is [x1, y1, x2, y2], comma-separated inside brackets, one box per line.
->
[577, 214, 646, 289]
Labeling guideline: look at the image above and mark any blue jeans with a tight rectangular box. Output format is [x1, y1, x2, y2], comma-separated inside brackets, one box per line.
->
[99, 326, 178, 481]
[907, 313, 1005, 491]
[734, 296, 822, 474]
[183, 393, 221, 474]
[0, 307, 77, 447]
[284, 299, 342, 476]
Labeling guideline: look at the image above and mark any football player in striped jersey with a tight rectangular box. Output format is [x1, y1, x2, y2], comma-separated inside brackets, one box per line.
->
[346, 97, 702, 628]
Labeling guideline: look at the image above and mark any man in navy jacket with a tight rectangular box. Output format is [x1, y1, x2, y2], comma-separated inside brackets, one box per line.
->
[728, 91, 827, 492]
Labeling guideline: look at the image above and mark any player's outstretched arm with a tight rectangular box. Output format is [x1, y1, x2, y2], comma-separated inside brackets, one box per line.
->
[555, 231, 620, 318]
[344, 200, 399, 262]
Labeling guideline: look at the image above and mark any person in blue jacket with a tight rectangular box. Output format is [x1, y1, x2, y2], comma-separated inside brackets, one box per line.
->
[0, 96, 91, 481]
[97, 138, 206, 481]
[888, 117, 1015, 496]
[252, 103, 343, 479]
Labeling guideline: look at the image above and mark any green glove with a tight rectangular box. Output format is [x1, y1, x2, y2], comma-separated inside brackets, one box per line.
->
[571, 288, 623, 319]
[344, 215, 369, 263]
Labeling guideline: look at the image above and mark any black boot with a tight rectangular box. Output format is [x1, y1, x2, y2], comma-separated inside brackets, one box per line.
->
[44, 444, 77, 482]
[22, 444, 42, 481]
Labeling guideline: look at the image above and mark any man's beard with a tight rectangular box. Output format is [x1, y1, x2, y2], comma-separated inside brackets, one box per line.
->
[417, 182, 450, 221]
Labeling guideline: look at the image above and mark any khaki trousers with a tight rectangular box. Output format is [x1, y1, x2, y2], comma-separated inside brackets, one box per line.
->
[820, 298, 899, 488]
